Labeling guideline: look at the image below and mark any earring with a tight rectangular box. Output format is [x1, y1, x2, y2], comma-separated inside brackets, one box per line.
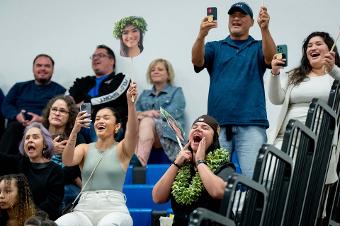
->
[115, 128, 119, 134]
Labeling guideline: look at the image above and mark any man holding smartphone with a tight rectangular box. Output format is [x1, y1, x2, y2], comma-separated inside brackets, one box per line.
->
[191, 2, 276, 178]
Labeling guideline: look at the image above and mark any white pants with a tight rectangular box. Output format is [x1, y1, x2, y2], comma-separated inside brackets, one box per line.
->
[55, 190, 133, 226]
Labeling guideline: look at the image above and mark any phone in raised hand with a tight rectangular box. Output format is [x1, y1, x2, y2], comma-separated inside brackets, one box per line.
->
[80, 103, 91, 115]
[276, 44, 288, 67]
[207, 7, 217, 22]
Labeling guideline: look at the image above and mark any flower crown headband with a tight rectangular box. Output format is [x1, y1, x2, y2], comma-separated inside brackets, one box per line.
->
[113, 16, 148, 39]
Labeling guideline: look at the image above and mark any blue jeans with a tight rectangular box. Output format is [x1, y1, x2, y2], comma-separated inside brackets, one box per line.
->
[63, 184, 81, 210]
[219, 125, 267, 178]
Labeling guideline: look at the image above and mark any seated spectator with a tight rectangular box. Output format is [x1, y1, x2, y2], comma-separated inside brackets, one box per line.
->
[0, 54, 65, 155]
[0, 122, 64, 220]
[55, 83, 137, 226]
[42, 95, 85, 210]
[68, 45, 130, 142]
[0, 88, 5, 140]
[152, 115, 234, 226]
[0, 174, 37, 226]
[135, 58, 186, 166]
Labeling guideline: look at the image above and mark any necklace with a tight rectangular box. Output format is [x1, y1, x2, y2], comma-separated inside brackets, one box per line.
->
[171, 148, 230, 205]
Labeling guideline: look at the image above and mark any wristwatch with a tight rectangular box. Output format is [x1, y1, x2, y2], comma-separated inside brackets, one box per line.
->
[196, 160, 207, 166]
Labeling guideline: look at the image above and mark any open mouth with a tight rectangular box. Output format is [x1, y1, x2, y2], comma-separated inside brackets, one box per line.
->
[192, 134, 203, 145]
[310, 52, 320, 59]
[96, 124, 106, 132]
[27, 144, 36, 152]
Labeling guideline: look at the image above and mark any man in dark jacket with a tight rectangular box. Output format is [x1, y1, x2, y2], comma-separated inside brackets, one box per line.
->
[69, 45, 130, 141]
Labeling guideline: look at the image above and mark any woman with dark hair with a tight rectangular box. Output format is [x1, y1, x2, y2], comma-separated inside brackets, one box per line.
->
[268, 31, 340, 149]
[0, 122, 64, 220]
[152, 115, 234, 226]
[0, 174, 37, 226]
[113, 16, 147, 58]
[42, 95, 85, 210]
[55, 83, 137, 226]
[268, 31, 340, 221]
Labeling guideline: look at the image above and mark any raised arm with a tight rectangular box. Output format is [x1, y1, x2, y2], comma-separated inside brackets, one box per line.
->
[120, 82, 138, 160]
[325, 51, 340, 79]
[192, 17, 217, 67]
[268, 54, 288, 105]
[62, 111, 90, 166]
[257, 6, 276, 65]
[195, 137, 226, 199]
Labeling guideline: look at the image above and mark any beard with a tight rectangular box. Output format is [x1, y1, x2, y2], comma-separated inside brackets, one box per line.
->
[36, 78, 51, 85]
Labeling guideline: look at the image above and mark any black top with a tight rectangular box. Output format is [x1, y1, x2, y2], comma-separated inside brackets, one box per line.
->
[0, 154, 64, 220]
[68, 72, 129, 127]
[171, 163, 234, 226]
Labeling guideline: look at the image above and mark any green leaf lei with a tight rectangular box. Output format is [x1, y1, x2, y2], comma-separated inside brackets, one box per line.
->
[113, 16, 148, 39]
[171, 148, 230, 205]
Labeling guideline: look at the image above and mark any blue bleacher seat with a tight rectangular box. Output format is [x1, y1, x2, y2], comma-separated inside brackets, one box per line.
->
[146, 164, 169, 184]
[129, 208, 152, 226]
[124, 184, 171, 210]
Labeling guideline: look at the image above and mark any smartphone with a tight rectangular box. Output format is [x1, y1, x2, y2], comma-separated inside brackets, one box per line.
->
[276, 44, 288, 67]
[23, 111, 33, 121]
[207, 7, 217, 21]
[80, 103, 91, 115]
[52, 134, 67, 142]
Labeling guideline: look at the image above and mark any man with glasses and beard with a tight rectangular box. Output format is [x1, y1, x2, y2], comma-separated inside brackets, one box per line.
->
[69, 44, 130, 142]
[0, 54, 65, 155]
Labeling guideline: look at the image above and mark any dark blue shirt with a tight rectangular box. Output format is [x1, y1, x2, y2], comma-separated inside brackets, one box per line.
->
[2, 80, 66, 120]
[195, 36, 269, 128]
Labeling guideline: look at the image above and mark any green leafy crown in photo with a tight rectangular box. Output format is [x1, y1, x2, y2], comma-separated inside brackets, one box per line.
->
[113, 16, 148, 39]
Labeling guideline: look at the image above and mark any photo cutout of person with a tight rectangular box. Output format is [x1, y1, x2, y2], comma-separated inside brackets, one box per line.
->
[113, 16, 148, 58]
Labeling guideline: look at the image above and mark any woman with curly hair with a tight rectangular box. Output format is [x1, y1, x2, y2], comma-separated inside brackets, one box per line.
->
[0, 174, 37, 226]
[0, 123, 64, 220]
[42, 95, 86, 210]
[113, 16, 147, 58]
[152, 115, 234, 226]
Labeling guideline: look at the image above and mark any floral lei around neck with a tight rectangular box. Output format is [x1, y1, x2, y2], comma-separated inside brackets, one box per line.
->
[171, 148, 230, 205]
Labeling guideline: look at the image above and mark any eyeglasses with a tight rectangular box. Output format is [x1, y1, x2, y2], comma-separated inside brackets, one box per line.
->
[50, 107, 69, 115]
[90, 53, 110, 60]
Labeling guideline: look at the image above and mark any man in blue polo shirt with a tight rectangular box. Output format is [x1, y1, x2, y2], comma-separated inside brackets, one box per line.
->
[191, 2, 276, 178]
[1, 54, 66, 154]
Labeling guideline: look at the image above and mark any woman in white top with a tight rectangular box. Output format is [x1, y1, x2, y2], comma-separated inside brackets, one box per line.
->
[55, 82, 138, 226]
[268, 31, 340, 148]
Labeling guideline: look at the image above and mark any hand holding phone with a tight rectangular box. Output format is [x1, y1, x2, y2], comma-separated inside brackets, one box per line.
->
[276, 44, 288, 67]
[22, 110, 33, 121]
[80, 103, 91, 115]
[207, 7, 217, 22]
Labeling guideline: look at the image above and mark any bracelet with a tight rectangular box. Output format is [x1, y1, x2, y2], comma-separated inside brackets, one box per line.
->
[270, 70, 280, 76]
[196, 160, 207, 166]
[172, 161, 181, 169]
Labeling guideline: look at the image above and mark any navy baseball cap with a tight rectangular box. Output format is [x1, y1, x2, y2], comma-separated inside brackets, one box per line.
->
[228, 2, 253, 18]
